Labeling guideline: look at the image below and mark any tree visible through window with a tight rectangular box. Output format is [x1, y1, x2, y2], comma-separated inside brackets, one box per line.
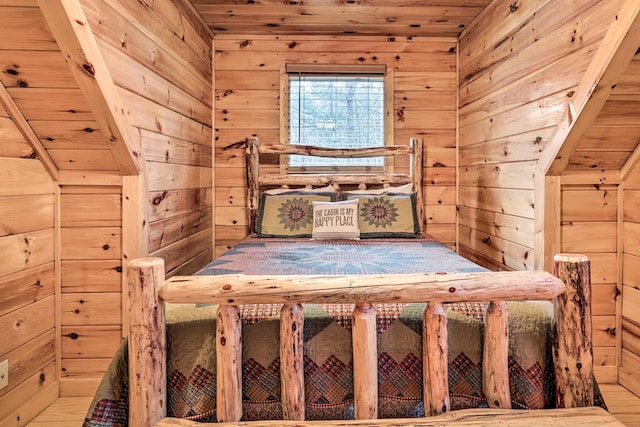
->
[289, 73, 386, 171]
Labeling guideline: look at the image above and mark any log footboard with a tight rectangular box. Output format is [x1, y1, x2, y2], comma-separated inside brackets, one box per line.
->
[127, 255, 595, 426]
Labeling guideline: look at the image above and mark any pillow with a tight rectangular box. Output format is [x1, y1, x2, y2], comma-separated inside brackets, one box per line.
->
[256, 191, 336, 237]
[311, 199, 360, 240]
[344, 183, 413, 195]
[342, 192, 419, 238]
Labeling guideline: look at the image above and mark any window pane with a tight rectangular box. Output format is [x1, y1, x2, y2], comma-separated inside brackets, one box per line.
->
[289, 75, 384, 169]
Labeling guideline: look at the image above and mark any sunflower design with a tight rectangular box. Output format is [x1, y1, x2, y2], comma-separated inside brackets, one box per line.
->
[277, 197, 313, 231]
[361, 197, 399, 228]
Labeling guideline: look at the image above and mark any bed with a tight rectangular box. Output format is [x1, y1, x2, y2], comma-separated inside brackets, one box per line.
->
[84, 137, 614, 426]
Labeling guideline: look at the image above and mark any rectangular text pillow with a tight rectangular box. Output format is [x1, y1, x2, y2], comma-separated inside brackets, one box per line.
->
[311, 199, 360, 240]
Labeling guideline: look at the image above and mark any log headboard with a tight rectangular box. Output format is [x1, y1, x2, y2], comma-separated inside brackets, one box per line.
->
[244, 136, 424, 235]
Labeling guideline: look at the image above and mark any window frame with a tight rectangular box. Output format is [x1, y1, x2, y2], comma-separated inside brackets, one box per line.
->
[280, 64, 394, 175]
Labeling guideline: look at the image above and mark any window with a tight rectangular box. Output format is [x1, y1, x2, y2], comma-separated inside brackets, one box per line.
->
[284, 64, 391, 173]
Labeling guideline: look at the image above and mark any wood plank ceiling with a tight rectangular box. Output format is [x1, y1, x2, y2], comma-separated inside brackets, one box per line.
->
[191, 0, 493, 37]
[1, 0, 639, 176]
[0, 4, 119, 176]
[568, 51, 640, 172]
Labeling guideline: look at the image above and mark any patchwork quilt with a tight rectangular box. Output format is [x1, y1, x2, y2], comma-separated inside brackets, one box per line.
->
[84, 237, 604, 426]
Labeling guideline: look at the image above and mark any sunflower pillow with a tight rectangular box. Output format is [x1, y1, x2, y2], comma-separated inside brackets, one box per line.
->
[256, 191, 336, 237]
[342, 192, 419, 238]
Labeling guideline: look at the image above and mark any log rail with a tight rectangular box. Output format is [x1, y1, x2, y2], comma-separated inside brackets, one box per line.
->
[127, 254, 594, 426]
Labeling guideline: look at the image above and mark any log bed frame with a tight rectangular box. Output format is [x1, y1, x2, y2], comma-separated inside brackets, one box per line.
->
[126, 137, 620, 426]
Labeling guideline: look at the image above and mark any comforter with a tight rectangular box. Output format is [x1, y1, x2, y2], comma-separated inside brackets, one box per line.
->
[84, 237, 602, 425]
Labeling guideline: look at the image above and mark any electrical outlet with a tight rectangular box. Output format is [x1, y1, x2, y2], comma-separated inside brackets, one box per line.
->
[0, 360, 8, 390]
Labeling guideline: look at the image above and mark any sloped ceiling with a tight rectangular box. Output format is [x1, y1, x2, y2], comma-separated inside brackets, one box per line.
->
[538, 0, 640, 178]
[0, 2, 129, 180]
[569, 51, 640, 172]
[1, 0, 640, 180]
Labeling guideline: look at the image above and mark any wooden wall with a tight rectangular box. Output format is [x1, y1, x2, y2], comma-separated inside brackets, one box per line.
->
[81, 0, 214, 277]
[457, 0, 621, 271]
[622, 168, 640, 395]
[0, 0, 213, 407]
[458, 0, 623, 382]
[213, 35, 458, 253]
[0, 0, 129, 401]
[58, 184, 123, 397]
[0, 115, 57, 423]
[561, 185, 619, 383]
[27, 0, 216, 399]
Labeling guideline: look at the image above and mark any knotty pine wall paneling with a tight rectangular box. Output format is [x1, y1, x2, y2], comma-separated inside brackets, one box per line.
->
[0, 1, 132, 399]
[621, 168, 640, 395]
[457, 0, 622, 271]
[560, 185, 619, 383]
[59, 184, 123, 397]
[0, 152, 57, 423]
[81, 0, 214, 277]
[0, 4, 58, 422]
[459, 0, 625, 383]
[213, 35, 458, 254]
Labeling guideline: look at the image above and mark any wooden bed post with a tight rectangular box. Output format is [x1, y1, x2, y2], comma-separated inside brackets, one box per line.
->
[216, 305, 243, 422]
[127, 257, 167, 427]
[280, 303, 305, 420]
[246, 136, 260, 234]
[410, 137, 424, 233]
[552, 254, 594, 408]
[352, 302, 378, 419]
[483, 301, 511, 409]
[423, 302, 450, 416]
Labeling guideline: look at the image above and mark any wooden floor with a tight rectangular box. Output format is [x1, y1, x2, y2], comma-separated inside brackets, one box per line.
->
[26, 385, 640, 426]
[26, 396, 92, 427]
[600, 384, 640, 427]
